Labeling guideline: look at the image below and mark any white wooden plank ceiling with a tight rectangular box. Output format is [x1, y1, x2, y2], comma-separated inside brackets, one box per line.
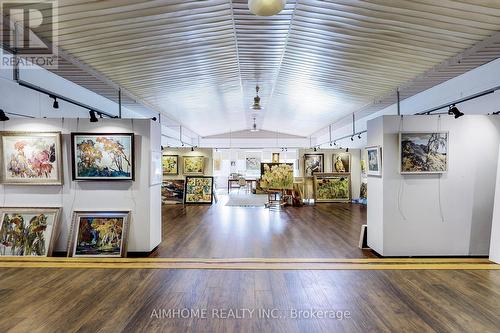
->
[30, 0, 500, 136]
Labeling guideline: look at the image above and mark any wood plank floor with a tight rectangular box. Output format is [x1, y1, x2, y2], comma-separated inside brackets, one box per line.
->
[151, 195, 375, 258]
[0, 268, 498, 332]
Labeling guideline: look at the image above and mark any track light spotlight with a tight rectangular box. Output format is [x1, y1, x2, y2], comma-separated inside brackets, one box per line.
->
[89, 110, 98, 122]
[191, 146, 194, 152]
[161, 145, 164, 151]
[358, 133, 362, 139]
[152, 117, 157, 121]
[346, 148, 349, 153]
[313, 147, 317, 152]
[0, 109, 9, 121]
[448, 105, 464, 119]
[99, 113, 104, 119]
[51, 95, 59, 109]
[334, 141, 337, 146]
[351, 136, 354, 141]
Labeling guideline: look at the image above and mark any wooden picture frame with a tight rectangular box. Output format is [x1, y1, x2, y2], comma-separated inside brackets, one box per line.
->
[71, 133, 135, 181]
[184, 176, 214, 204]
[0, 131, 63, 185]
[162, 154, 179, 175]
[304, 153, 324, 177]
[332, 152, 351, 173]
[313, 173, 352, 203]
[183, 156, 205, 175]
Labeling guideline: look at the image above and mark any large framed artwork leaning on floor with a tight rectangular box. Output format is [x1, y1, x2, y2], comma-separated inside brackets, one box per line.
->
[184, 176, 214, 204]
[0, 131, 63, 185]
[68, 211, 131, 258]
[71, 133, 135, 181]
[0, 207, 61, 257]
[313, 173, 352, 203]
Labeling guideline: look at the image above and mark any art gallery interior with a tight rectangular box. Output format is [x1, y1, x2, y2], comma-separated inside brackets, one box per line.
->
[0, 1, 500, 332]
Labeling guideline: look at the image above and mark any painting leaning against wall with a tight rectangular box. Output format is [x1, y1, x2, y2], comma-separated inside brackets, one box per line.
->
[71, 133, 135, 181]
[0, 207, 61, 257]
[184, 176, 214, 204]
[313, 173, 352, 203]
[0, 132, 63, 185]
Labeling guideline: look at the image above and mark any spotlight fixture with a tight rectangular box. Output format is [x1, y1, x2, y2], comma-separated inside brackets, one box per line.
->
[51, 95, 59, 109]
[329, 142, 333, 147]
[346, 148, 349, 153]
[351, 136, 354, 141]
[250, 117, 259, 132]
[250, 86, 263, 111]
[313, 147, 317, 152]
[448, 105, 464, 119]
[99, 113, 104, 119]
[161, 145, 164, 151]
[191, 146, 194, 152]
[151, 117, 157, 121]
[358, 133, 362, 139]
[89, 110, 98, 123]
[0, 109, 9, 121]
[248, 0, 286, 16]
[334, 141, 337, 146]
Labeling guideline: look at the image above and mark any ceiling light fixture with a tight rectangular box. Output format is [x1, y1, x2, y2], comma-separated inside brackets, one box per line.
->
[358, 134, 362, 139]
[251, 86, 263, 111]
[0, 109, 9, 121]
[51, 95, 59, 109]
[248, 0, 286, 16]
[448, 105, 464, 119]
[89, 110, 98, 123]
[250, 117, 259, 132]
[346, 148, 349, 153]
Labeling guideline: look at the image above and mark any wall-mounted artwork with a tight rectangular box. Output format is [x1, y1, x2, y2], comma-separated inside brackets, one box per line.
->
[214, 157, 221, 171]
[272, 153, 280, 163]
[0, 207, 61, 257]
[260, 163, 294, 190]
[304, 154, 324, 177]
[183, 156, 205, 175]
[400, 132, 448, 174]
[71, 133, 134, 181]
[0, 132, 63, 185]
[162, 179, 185, 204]
[162, 155, 178, 175]
[333, 152, 351, 173]
[313, 173, 352, 203]
[68, 211, 130, 258]
[184, 176, 214, 204]
[246, 157, 260, 171]
[366, 146, 382, 176]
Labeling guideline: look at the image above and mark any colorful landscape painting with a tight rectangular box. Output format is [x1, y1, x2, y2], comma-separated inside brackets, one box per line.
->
[185, 176, 214, 204]
[72, 133, 134, 180]
[162, 179, 185, 204]
[183, 156, 204, 175]
[1, 132, 62, 185]
[367, 146, 382, 176]
[70, 212, 129, 257]
[314, 173, 351, 203]
[0, 208, 60, 256]
[333, 153, 351, 173]
[162, 155, 178, 175]
[304, 154, 324, 177]
[260, 163, 294, 190]
[400, 132, 448, 174]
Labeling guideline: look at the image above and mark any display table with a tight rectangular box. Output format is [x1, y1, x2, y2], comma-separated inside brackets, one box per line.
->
[227, 178, 257, 192]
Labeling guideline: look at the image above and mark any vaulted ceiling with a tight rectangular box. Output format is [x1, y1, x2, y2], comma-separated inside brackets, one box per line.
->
[24, 0, 500, 136]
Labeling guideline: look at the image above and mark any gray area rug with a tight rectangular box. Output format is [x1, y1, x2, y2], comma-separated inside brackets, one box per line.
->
[225, 193, 269, 207]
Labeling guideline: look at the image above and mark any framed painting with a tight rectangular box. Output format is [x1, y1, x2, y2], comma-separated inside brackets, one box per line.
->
[0, 131, 63, 185]
[313, 173, 352, 203]
[162, 155, 178, 175]
[184, 176, 214, 204]
[400, 132, 448, 174]
[260, 163, 294, 190]
[68, 211, 130, 258]
[0, 207, 61, 257]
[246, 157, 260, 171]
[272, 153, 280, 163]
[183, 156, 205, 175]
[162, 179, 185, 204]
[71, 133, 135, 181]
[366, 146, 382, 176]
[304, 154, 324, 177]
[332, 152, 351, 173]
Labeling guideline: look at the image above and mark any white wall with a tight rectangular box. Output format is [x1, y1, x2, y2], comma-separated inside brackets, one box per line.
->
[367, 115, 500, 256]
[0, 118, 162, 253]
[490, 145, 500, 263]
[162, 148, 214, 180]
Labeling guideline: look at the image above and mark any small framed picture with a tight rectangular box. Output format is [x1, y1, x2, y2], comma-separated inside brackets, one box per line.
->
[366, 146, 382, 176]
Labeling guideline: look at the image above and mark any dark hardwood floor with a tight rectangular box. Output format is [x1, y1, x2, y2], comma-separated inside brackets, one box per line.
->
[0, 267, 498, 332]
[151, 195, 375, 258]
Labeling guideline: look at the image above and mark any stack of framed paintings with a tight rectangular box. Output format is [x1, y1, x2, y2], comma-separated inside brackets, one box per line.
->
[400, 132, 448, 174]
[366, 146, 382, 176]
[184, 176, 214, 204]
[68, 211, 130, 258]
[162, 155, 179, 175]
[304, 154, 324, 177]
[260, 163, 294, 190]
[0, 132, 63, 185]
[183, 156, 205, 175]
[0, 207, 61, 256]
[332, 152, 351, 173]
[162, 179, 185, 204]
[313, 173, 352, 203]
[71, 133, 135, 181]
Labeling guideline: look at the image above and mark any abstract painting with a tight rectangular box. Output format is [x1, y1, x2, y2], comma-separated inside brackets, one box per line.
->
[72, 133, 134, 181]
[0, 132, 63, 185]
[246, 157, 260, 171]
[333, 152, 351, 173]
[366, 146, 382, 176]
[272, 153, 280, 163]
[162, 179, 185, 204]
[400, 132, 448, 174]
[184, 176, 214, 204]
[162, 155, 178, 175]
[68, 211, 130, 257]
[0, 207, 61, 257]
[304, 154, 324, 177]
[314, 173, 351, 203]
[183, 156, 205, 175]
[260, 163, 294, 190]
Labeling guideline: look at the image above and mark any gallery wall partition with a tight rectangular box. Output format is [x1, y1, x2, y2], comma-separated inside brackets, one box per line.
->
[367, 115, 500, 256]
[0, 118, 162, 254]
[489, 145, 500, 264]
